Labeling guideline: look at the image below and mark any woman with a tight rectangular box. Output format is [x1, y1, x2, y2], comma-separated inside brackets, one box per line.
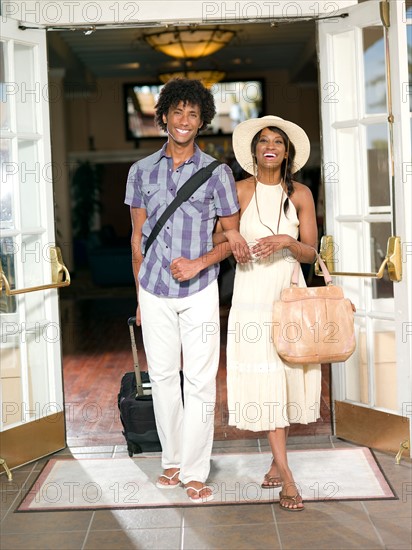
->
[217, 116, 321, 511]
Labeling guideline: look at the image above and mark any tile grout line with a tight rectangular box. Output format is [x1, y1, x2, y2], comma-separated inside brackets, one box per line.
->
[81, 511, 95, 550]
[271, 503, 283, 550]
[360, 501, 388, 549]
[180, 512, 185, 550]
[2, 489, 21, 523]
[1, 461, 39, 526]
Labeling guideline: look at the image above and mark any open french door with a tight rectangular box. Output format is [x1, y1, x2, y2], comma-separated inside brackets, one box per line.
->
[0, 18, 70, 471]
[317, 0, 411, 456]
[2, 0, 410, 471]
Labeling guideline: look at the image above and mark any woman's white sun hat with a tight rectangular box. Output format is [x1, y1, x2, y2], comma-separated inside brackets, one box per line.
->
[232, 115, 310, 175]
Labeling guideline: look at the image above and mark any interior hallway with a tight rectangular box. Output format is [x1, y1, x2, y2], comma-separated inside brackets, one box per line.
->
[60, 288, 332, 448]
[1, 286, 411, 549]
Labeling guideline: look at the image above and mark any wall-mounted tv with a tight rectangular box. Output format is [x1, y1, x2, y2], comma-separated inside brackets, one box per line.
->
[123, 79, 264, 141]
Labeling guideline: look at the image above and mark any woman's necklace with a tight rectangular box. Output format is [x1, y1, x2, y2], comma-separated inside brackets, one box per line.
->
[254, 176, 285, 236]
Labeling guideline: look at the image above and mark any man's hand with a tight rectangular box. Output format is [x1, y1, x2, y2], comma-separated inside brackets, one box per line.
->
[135, 304, 142, 326]
[170, 257, 203, 282]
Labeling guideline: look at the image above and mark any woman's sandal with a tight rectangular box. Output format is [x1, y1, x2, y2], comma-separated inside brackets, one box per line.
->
[185, 485, 214, 503]
[261, 473, 282, 489]
[279, 491, 304, 512]
[261, 459, 282, 489]
[155, 470, 181, 490]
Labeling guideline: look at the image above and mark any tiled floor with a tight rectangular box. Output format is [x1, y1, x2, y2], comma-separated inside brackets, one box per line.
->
[1, 436, 411, 550]
[2, 282, 411, 549]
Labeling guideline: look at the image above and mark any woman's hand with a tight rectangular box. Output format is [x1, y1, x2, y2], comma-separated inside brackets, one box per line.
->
[224, 229, 252, 264]
[252, 234, 297, 260]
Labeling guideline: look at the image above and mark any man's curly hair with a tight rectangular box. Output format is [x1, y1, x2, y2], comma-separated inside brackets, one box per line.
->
[155, 78, 216, 132]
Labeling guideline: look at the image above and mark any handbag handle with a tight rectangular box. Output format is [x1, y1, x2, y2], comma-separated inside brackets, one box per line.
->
[291, 249, 333, 286]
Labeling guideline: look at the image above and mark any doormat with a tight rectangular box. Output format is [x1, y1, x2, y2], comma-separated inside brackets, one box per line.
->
[17, 447, 396, 511]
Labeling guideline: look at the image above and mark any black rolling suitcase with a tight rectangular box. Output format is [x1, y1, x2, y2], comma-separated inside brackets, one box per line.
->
[118, 317, 162, 456]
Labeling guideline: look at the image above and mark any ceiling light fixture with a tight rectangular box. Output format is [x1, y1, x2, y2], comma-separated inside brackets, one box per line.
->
[143, 26, 236, 59]
[158, 69, 226, 89]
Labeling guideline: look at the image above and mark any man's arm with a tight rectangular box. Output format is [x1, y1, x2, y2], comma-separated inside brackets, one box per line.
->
[130, 206, 147, 324]
[218, 213, 251, 264]
[170, 212, 250, 282]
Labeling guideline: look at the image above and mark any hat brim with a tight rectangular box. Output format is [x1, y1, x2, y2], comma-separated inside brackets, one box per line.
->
[232, 115, 310, 175]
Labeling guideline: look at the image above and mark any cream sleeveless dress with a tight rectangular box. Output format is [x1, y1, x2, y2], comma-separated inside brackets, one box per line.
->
[226, 181, 321, 431]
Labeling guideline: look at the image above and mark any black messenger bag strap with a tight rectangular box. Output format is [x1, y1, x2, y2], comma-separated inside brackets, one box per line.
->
[144, 159, 221, 256]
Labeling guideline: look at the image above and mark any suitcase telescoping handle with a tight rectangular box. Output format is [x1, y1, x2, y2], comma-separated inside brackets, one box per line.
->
[127, 316, 144, 397]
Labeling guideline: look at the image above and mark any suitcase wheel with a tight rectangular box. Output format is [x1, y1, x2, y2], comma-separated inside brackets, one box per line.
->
[127, 441, 142, 457]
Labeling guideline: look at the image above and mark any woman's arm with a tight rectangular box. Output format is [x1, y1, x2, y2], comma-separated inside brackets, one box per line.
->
[293, 183, 318, 263]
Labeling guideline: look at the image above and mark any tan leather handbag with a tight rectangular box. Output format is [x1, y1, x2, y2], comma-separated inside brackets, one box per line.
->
[273, 254, 356, 365]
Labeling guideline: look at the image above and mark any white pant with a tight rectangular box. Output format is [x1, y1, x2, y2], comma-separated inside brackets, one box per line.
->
[138, 282, 220, 484]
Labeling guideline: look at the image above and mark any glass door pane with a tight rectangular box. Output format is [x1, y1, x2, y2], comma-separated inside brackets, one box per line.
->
[14, 43, 37, 133]
[363, 26, 386, 113]
[0, 41, 11, 132]
[366, 124, 390, 208]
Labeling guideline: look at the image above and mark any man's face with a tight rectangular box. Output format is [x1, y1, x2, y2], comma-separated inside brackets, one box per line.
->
[162, 101, 203, 145]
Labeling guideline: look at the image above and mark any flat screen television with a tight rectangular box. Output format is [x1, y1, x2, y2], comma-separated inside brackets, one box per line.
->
[123, 79, 264, 141]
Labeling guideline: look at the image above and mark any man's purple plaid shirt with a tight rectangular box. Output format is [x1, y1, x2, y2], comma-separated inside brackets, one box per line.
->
[125, 143, 239, 298]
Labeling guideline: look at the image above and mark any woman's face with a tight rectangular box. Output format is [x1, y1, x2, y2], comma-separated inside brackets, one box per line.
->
[254, 128, 287, 170]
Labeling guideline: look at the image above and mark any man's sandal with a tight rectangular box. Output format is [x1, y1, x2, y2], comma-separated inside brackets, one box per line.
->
[185, 485, 214, 503]
[261, 473, 282, 489]
[279, 491, 304, 511]
[155, 470, 181, 489]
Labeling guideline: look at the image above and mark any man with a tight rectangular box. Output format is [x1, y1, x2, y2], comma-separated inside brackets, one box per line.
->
[124, 78, 245, 502]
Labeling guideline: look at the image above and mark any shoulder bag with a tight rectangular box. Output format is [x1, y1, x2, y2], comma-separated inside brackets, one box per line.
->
[272, 253, 356, 365]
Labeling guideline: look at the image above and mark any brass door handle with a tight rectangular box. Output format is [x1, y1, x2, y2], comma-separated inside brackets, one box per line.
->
[0, 246, 71, 295]
[315, 236, 402, 282]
